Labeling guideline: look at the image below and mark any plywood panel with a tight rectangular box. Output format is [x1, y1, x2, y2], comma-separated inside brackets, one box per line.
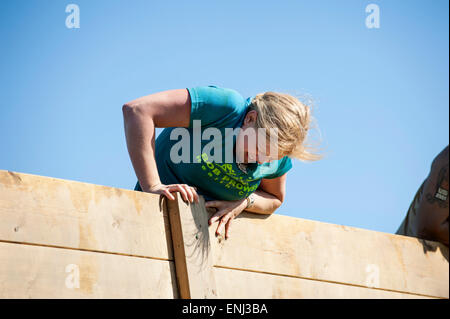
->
[202, 209, 449, 298]
[213, 267, 436, 299]
[1, 169, 447, 299]
[167, 193, 217, 299]
[0, 170, 172, 260]
[0, 241, 178, 298]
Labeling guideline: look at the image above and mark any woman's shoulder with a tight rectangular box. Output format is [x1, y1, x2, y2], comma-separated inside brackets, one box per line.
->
[189, 85, 247, 105]
[187, 85, 252, 128]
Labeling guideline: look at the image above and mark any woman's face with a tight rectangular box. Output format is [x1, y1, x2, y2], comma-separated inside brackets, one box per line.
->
[236, 111, 281, 164]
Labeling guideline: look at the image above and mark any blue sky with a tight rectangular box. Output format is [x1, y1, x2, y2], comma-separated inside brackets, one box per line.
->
[0, 0, 448, 234]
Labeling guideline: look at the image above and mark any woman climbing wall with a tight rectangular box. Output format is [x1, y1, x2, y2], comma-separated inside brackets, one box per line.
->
[123, 85, 322, 239]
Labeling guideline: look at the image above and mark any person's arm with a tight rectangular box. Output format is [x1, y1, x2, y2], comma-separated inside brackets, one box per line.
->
[206, 173, 287, 238]
[415, 146, 449, 245]
[244, 173, 286, 214]
[122, 88, 199, 203]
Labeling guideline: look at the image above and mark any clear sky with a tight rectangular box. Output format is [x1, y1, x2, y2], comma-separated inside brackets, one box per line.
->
[0, 0, 448, 234]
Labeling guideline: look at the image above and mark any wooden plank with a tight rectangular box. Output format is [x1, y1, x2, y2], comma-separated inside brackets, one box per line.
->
[213, 267, 436, 299]
[167, 193, 217, 299]
[201, 210, 449, 298]
[0, 241, 178, 298]
[0, 170, 173, 260]
[1, 169, 447, 299]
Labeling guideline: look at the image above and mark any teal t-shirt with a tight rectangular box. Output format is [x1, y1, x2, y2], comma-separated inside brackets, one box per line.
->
[135, 85, 293, 201]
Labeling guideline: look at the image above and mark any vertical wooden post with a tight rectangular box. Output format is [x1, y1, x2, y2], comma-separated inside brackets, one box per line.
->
[165, 193, 217, 299]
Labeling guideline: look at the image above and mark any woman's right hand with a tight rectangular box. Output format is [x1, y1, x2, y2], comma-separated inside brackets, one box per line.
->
[143, 183, 200, 203]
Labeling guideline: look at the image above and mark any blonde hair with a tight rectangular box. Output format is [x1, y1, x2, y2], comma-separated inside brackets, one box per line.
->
[248, 91, 323, 162]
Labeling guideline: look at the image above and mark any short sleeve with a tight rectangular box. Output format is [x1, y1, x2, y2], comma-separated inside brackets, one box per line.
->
[261, 156, 293, 179]
[187, 85, 246, 128]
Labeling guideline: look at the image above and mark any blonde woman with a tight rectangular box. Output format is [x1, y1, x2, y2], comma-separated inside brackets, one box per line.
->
[123, 85, 321, 239]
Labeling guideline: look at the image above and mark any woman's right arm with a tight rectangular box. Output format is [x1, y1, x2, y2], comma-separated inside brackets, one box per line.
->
[122, 88, 199, 203]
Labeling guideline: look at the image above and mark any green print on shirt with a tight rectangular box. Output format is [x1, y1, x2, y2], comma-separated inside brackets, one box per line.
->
[196, 152, 260, 197]
[134, 86, 292, 201]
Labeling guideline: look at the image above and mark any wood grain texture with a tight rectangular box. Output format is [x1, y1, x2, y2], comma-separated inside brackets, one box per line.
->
[1, 169, 447, 299]
[167, 193, 217, 299]
[0, 241, 178, 298]
[0, 170, 173, 260]
[213, 267, 436, 299]
[207, 211, 449, 298]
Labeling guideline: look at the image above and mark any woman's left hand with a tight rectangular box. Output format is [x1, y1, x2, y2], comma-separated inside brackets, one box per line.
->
[205, 199, 247, 239]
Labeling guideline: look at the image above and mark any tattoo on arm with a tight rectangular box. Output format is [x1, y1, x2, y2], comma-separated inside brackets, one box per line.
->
[426, 164, 449, 209]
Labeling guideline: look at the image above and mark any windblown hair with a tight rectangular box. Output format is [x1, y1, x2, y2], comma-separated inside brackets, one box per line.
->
[248, 91, 323, 162]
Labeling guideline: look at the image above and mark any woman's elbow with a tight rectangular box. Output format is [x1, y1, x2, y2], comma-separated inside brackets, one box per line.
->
[122, 102, 138, 117]
[122, 101, 156, 121]
[271, 198, 283, 213]
[122, 102, 150, 124]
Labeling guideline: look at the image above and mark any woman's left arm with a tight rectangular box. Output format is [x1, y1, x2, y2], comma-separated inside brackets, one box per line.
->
[246, 173, 287, 214]
[205, 173, 287, 239]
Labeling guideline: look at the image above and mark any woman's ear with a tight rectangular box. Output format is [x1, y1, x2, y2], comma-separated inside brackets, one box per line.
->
[244, 110, 258, 126]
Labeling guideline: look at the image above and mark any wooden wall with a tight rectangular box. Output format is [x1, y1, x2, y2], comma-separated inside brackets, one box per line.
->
[0, 170, 177, 298]
[0, 170, 448, 299]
